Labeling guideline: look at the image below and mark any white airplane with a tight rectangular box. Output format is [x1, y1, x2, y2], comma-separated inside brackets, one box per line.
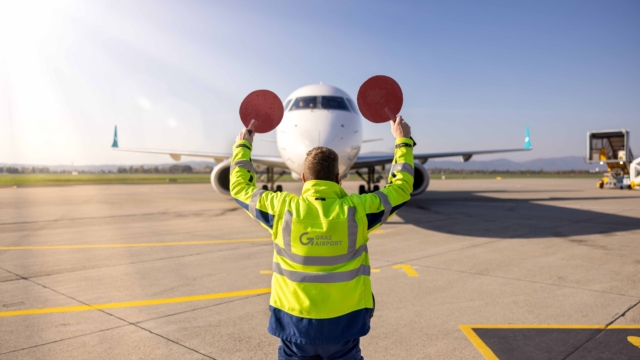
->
[112, 84, 532, 196]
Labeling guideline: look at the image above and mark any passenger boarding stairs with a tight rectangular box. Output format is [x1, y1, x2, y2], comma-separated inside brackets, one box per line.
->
[587, 129, 635, 189]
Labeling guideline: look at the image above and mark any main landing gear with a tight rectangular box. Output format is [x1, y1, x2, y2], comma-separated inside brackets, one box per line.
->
[355, 166, 384, 194]
[260, 166, 286, 192]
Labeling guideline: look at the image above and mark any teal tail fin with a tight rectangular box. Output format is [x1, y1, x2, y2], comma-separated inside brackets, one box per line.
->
[524, 126, 532, 150]
[112, 126, 119, 148]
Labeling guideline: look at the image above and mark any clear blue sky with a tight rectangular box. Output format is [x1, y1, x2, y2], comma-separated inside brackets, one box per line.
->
[1, 0, 638, 165]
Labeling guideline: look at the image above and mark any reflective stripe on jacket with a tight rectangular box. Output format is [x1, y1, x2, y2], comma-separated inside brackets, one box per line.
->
[230, 137, 414, 344]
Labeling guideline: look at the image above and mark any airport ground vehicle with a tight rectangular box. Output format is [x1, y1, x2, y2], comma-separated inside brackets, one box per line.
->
[630, 157, 640, 190]
[587, 129, 637, 190]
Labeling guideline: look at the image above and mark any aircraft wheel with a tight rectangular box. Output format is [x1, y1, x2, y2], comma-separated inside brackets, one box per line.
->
[261, 185, 269, 191]
[275, 185, 283, 192]
[358, 185, 366, 195]
[373, 185, 380, 192]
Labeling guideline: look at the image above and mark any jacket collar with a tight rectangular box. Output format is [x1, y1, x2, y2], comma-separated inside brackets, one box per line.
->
[301, 180, 348, 199]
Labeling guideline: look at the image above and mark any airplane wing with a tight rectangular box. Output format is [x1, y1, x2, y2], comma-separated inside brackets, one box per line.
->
[352, 126, 533, 169]
[110, 126, 288, 169]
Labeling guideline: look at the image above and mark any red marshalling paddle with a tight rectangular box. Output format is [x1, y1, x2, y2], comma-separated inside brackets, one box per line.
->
[239, 90, 284, 134]
[357, 75, 416, 146]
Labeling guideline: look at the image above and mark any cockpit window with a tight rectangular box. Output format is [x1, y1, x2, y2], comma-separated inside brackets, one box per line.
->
[289, 96, 354, 112]
[345, 98, 359, 114]
[290, 96, 317, 110]
[321, 96, 350, 111]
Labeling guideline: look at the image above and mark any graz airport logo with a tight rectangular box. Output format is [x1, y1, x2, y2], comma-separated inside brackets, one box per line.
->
[299, 232, 343, 246]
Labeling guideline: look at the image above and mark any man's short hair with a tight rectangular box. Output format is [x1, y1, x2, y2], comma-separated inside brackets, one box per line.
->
[304, 147, 339, 182]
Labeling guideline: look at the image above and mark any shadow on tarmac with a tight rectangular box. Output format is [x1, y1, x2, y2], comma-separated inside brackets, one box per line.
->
[394, 191, 640, 239]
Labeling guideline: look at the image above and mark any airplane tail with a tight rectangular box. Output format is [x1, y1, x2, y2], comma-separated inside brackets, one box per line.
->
[524, 126, 532, 150]
[112, 126, 119, 148]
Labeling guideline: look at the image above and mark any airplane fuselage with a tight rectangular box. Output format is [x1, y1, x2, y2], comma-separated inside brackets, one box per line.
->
[276, 84, 363, 179]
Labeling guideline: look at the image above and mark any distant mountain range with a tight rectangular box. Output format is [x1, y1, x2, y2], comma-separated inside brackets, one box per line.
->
[426, 156, 600, 171]
[1, 161, 216, 172]
[2, 156, 601, 172]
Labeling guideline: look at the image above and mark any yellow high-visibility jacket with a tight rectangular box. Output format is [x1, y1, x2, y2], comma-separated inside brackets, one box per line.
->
[230, 138, 414, 344]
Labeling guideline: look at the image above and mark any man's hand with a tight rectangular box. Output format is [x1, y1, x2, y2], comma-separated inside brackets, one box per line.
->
[236, 121, 256, 144]
[390, 116, 411, 139]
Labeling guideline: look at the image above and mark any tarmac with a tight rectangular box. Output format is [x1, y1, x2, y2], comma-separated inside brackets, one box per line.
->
[1, 178, 639, 359]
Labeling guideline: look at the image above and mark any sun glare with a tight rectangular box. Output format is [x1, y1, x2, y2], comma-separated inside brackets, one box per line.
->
[0, 0, 79, 160]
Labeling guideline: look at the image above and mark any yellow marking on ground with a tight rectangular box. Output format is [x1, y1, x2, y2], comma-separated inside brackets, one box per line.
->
[459, 324, 640, 359]
[0, 288, 272, 317]
[459, 325, 499, 360]
[461, 324, 640, 329]
[371, 268, 380, 273]
[393, 264, 419, 276]
[0, 238, 272, 250]
[461, 324, 607, 329]
[609, 325, 640, 329]
[370, 229, 386, 235]
[259, 270, 273, 274]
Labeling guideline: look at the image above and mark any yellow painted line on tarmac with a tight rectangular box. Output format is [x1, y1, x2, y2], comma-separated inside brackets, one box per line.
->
[393, 264, 419, 276]
[459, 324, 640, 359]
[370, 229, 386, 235]
[371, 268, 380, 273]
[609, 325, 640, 329]
[0, 228, 390, 251]
[0, 288, 271, 317]
[459, 325, 499, 360]
[0, 238, 272, 250]
[461, 324, 606, 329]
[459, 324, 640, 329]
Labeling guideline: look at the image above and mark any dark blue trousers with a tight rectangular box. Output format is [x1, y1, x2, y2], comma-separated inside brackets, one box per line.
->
[277, 338, 364, 360]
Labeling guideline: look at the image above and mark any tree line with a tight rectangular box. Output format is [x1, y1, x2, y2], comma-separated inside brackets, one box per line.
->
[2, 165, 596, 175]
[1, 165, 214, 174]
[427, 168, 596, 174]
[1, 166, 50, 174]
[115, 165, 207, 174]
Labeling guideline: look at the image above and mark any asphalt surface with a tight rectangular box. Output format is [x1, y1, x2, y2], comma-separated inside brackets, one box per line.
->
[1, 179, 639, 359]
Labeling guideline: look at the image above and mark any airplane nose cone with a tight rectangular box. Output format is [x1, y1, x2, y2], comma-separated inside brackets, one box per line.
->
[295, 112, 350, 149]
[277, 110, 361, 175]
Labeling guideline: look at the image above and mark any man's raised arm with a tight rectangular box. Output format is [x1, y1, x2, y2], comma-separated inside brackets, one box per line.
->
[353, 116, 414, 233]
[230, 125, 290, 235]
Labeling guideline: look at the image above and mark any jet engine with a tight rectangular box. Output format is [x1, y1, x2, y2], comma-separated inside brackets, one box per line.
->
[211, 159, 232, 195]
[411, 161, 430, 196]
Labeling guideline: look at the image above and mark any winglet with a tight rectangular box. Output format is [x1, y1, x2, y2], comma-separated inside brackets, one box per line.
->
[111, 126, 119, 148]
[524, 126, 532, 150]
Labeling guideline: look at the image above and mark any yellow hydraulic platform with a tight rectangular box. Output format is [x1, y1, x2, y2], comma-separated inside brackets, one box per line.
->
[586, 130, 636, 190]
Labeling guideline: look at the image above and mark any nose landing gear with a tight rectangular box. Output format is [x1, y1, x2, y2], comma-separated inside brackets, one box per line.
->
[355, 166, 384, 194]
[260, 166, 286, 192]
